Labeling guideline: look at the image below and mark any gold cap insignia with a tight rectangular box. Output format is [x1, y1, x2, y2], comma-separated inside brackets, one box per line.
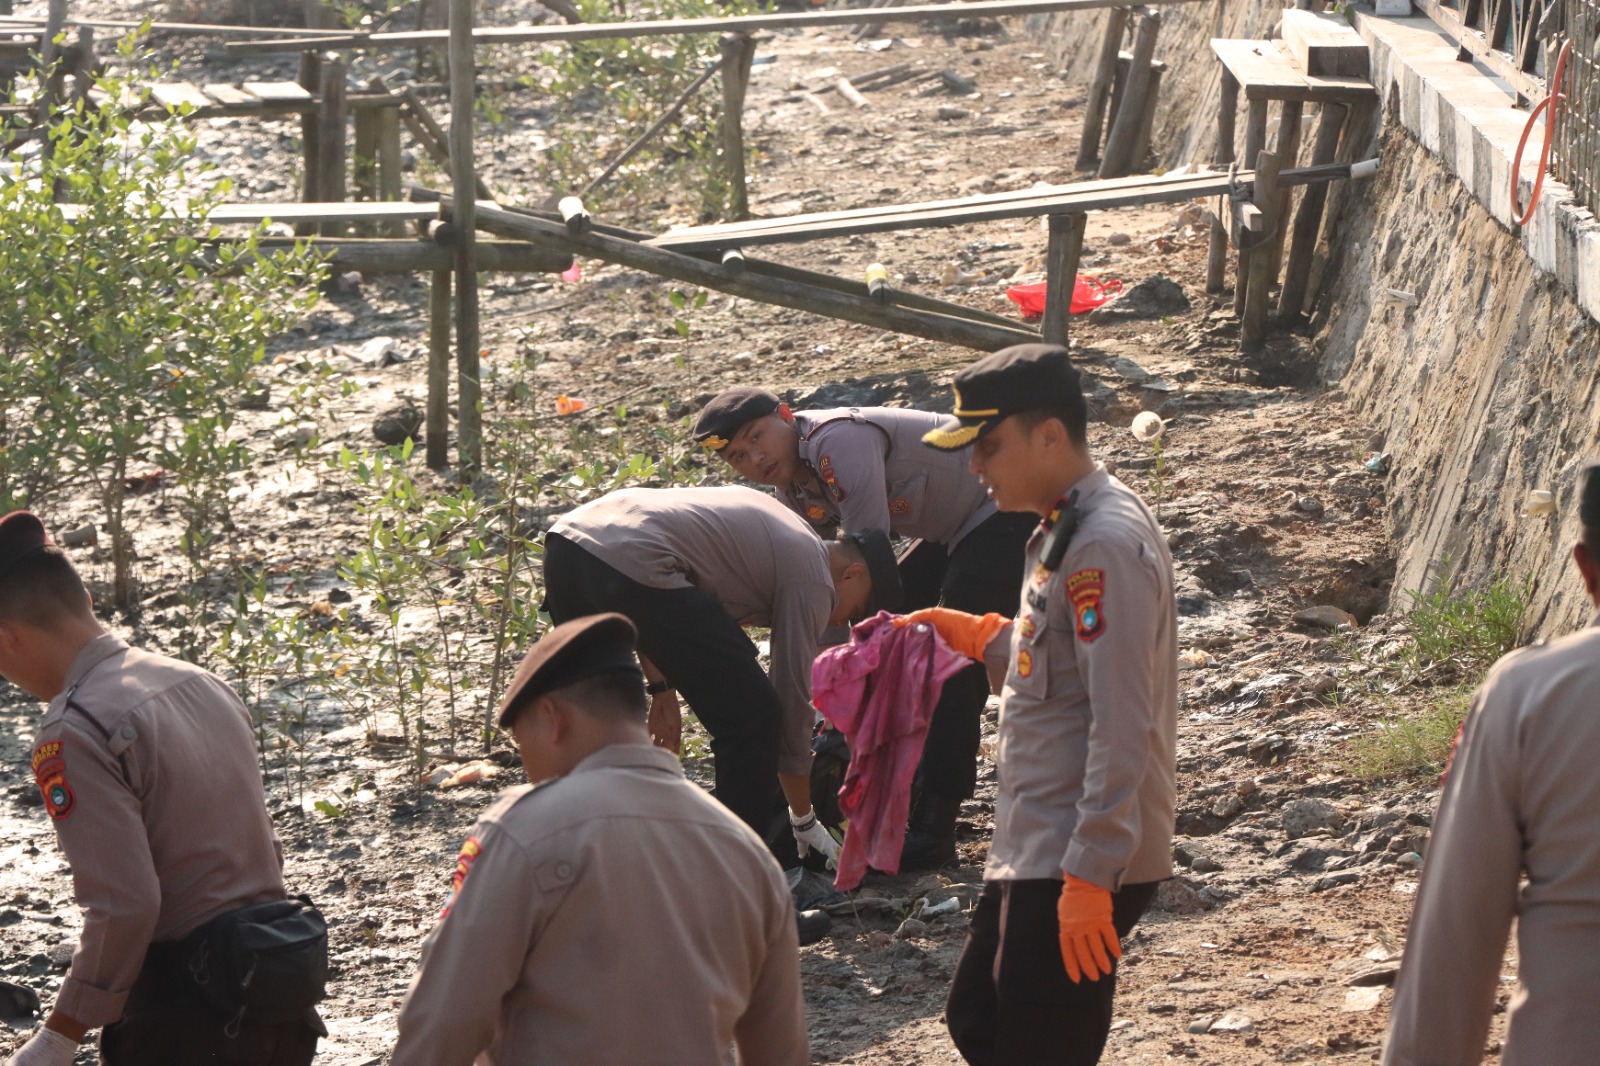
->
[700, 434, 730, 451]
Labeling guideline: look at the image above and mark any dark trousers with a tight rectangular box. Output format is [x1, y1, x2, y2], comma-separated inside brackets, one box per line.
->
[543, 533, 782, 836]
[947, 879, 1159, 1066]
[101, 945, 319, 1066]
[899, 511, 1037, 800]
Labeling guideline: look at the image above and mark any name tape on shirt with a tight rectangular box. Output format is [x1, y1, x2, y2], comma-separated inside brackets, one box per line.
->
[1066, 569, 1107, 643]
[441, 836, 483, 919]
[31, 740, 74, 820]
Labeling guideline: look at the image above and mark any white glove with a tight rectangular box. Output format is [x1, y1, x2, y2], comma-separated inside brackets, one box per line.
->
[790, 809, 841, 870]
[6, 1027, 78, 1066]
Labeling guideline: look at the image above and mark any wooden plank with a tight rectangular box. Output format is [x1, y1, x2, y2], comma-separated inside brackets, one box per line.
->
[1042, 213, 1087, 346]
[648, 171, 1238, 250]
[1100, 8, 1160, 178]
[201, 83, 256, 107]
[1280, 10, 1369, 79]
[1077, 7, 1129, 168]
[1241, 149, 1280, 352]
[1278, 101, 1346, 319]
[227, 0, 1214, 53]
[1211, 38, 1375, 102]
[151, 82, 213, 113]
[242, 80, 313, 104]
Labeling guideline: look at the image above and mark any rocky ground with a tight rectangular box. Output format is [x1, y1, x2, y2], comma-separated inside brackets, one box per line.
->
[0, 2, 1516, 1063]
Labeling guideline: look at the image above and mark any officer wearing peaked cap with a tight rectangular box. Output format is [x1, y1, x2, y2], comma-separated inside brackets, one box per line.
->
[693, 387, 1036, 868]
[1382, 462, 1600, 1066]
[0, 512, 323, 1066]
[905, 344, 1178, 1065]
[391, 614, 808, 1066]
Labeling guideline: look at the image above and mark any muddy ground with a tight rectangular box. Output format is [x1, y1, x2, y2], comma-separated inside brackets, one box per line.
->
[0, 3, 1516, 1063]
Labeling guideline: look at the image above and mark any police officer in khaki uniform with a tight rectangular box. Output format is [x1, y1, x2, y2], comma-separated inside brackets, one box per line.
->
[1381, 464, 1600, 1066]
[0, 513, 320, 1066]
[903, 345, 1177, 1065]
[693, 389, 1036, 867]
[543, 485, 899, 867]
[390, 613, 808, 1066]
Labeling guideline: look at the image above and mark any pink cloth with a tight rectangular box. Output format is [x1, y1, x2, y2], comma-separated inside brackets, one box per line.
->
[812, 611, 970, 890]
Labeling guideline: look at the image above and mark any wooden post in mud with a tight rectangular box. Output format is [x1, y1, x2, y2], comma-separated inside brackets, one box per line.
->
[1278, 101, 1346, 319]
[449, 0, 482, 476]
[377, 93, 405, 236]
[1098, 7, 1159, 178]
[1130, 61, 1165, 172]
[353, 84, 378, 234]
[1076, 6, 1127, 168]
[1205, 68, 1238, 293]
[1264, 99, 1303, 279]
[1233, 97, 1267, 314]
[1042, 213, 1087, 346]
[317, 54, 348, 236]
[296, 50, 322, 237]
[71, 26, 95, 106]
[1240, 149, 1279, 352]
[719, 32, 757, 221]
[428, 269, 452, 470]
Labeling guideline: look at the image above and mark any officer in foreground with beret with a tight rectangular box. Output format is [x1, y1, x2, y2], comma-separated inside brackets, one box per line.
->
[692, 389, 1036, 868]
[390, 614, 808, 1066]
[543, 485, 899, 874]
[905, 345, 1177, 1065]
[0, 512, 323, 1066]
[1381, 463, 1600, 1066]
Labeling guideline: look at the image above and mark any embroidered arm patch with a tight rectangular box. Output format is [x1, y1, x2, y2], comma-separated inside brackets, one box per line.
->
[1066, 568, 1107, 643]
[441, 836, 483, 918]
[818, 455, 847, 501]
[31, 740, 74, 820]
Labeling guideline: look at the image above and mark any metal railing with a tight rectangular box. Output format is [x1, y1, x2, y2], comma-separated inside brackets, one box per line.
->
[1555, 0, 1600, 216]
[1409, 0, 1552, 101]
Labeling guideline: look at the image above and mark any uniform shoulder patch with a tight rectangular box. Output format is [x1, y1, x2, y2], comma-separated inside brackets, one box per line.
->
[32, 740, 74, 820]
[440, 836, 484, 919]
[888, 496, 910, 515]
[817, 455, 846, 502]
[1066, 568, 1106, 643]
[805, 504, 828, 522]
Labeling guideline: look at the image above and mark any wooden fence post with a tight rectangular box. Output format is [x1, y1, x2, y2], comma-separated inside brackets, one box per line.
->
[1205, 68, 1238, 294]
[1241, 149, 1279, 352]
[449, 0, 482, 477]
[1098, 7, 1159, 178]
[377, 98, 404, 237]
[296, 50, 322, 237]
[1264, 99, 1303, 279]
[1233, 98, 1267, 314]
[1129, 61, 1165, 172]
[1278, 101, 1347, 318]
[1042, 213, 1087, 346]
[427, 269, 452, 470]
[719, 32, 757, 221]
[1076, 7, 1128, 169]
[353, 94, 378, 235]
[317, 54, 348, 236]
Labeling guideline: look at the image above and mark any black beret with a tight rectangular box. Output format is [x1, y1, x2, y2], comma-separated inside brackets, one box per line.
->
[497, 613, 644, 727]
[923, 343, 1083, 451]
[844, 528, 904, 616]
[0, 511, 49, 585]
[692, 387, 782, 451]
[1582, 462, 1600, 529]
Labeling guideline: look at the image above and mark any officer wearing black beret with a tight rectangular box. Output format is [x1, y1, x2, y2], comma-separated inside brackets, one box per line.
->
[903, 344, 1179, 1065]
[392, 614, 808, 1066]
[0, 512, 322, 1066]
[693, 383, 1037, 869]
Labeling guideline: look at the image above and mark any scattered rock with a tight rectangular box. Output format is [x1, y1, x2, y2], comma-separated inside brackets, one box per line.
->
[1312, 672, 1339, 696]
[1282, 798, 1345, 839]
[895, 918, 928, 939]
[1191, 854, 1224, 874]
[1341, 986, 1384, 1012]
[1153, 878, 1212, 914]
[1186, 1017, 1214, 1034]
[1106, 231, 1132, 246]
[1088, 275, 1190, 321]
[59, 524, 97, 548]
[1292, 605, 1359, 630]
[0, 979, 40, 1021]
[1312, 870, 1363, 892]
[1345, 965, 1399, 987]
[1294, 495, 1325, 515]
[923, 883, 981, 909]
[374, 403, 424, 446]
[937, 105, 974, 120]
[1209, 1010, 1255, 1033]
[1247, 733, 1295, 766]
[275, 424, 316, 450]
[1396, 851, 1424, 870]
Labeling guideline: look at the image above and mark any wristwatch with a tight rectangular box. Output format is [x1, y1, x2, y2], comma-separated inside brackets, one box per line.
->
[646, 680, 673, 696]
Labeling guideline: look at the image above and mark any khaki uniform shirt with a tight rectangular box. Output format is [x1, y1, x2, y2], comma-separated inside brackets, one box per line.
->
[391, 744, 807, 1066]
[549, 486, 836, 774]
[985, 465, 1178, 889]
[31, 634, 286, 1027]
[783, 406, 996, 549]
[1383, 612, 1600, 1066]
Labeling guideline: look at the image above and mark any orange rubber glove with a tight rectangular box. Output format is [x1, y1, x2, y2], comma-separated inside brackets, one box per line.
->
[1057, 875, 1121, 984]
[891, 607, 1009, 661]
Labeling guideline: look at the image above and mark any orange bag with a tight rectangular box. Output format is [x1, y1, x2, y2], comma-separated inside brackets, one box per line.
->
[1005, 276, 1122, 317]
